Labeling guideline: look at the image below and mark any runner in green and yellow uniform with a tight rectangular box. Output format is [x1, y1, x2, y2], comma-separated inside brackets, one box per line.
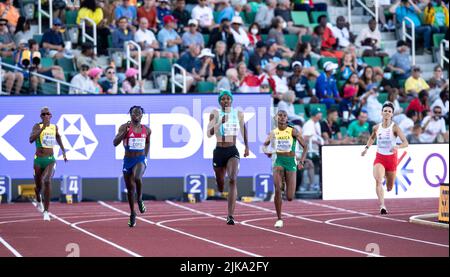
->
[29, 107, 67, 221]
[262, 109, 308, 228]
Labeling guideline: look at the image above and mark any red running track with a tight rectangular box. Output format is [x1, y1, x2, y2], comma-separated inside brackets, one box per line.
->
[0, 198, 447, 257]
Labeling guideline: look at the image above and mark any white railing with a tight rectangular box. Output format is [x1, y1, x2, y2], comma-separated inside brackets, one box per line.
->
[171, 64, 187, 94]
[81, 17, 97, 55]
[402, 17, 416, 66]
[125, 41, 142, 81]
[348, 0, 379, 31]
[0, 60, 86, 95]
[440, 40, 449, 68]
[38, 0, 53, 34]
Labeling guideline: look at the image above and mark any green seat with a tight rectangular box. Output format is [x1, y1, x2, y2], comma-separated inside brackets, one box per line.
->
[318, 57, 339, 70]
[340, 126, 347, 137]
[196, 81, 215, 93]
[243, 11, 257, 25]
[338, 80, 346, 91]
[33, 34, 43, 45]
[261, 34, 268, 41]
[399, 79, 406, 89]
[433, 33, 445, 47]
[39, 82, 57, 95]
[291, 11, 311, 27]
[56, 58, 76, 72]
[306, 103, 327, 118]
[301, 34, 312, 43]
[310, 56, 319, 68]
[311, 11, 328, 24]
[363, 56, 382, 68]
[307, 79, 316, 89]
[284, 34, 299, 50]
[203, 34, 209, 46]
[294, 104, 306, 118]
[107, 35, 113, 48]
[65, 10, 78, 26]
[40, 57, 54, 68]
[2, 56, 15, 65]
[377, 92, 388, 104]
[399, 102, 409, 111]
[153, 57, 172, 73]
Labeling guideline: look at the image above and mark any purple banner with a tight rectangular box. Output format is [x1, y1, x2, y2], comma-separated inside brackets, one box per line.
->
[0, 94, 272, 178]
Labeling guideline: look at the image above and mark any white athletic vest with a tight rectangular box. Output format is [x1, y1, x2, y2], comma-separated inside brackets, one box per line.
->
[376, 122, 396, 155]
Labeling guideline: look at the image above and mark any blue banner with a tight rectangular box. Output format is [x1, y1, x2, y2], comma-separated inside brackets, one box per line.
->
[0, 94, 272, 178]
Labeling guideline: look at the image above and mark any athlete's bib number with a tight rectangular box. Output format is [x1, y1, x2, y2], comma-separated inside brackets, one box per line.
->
[276, 139, 291, 152]
[129, 138, 145, 150]
[42, 134, 56, 147]
[223, 123, 239, 136]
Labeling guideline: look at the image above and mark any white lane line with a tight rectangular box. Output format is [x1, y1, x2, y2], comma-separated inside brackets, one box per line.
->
[237, 202, 324, 223]
[326, 216, 449, 248]
[98, 201, 262, 257]
[299, 200, 407, 222]
[0, 236, 23, 257]
[166, 201, 381, 257]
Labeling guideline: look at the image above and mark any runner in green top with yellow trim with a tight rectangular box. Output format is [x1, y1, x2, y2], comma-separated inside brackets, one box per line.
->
[29, 107, 67, 221]
[262, 109, 308, 228]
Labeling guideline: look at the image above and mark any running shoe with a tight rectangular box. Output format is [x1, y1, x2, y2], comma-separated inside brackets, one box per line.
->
[226, 215, 235, 225]
[380, 206, 388, 215]
[274, 219, 283, 228]
[43, 211, 51, 221]
[38, 201, 44, 213]
[138, 200, 146, 214]
[128, 213, 136, 227]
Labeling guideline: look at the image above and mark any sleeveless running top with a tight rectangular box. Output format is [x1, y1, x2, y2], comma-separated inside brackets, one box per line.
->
[376, 122, 397, 155]
[218, 108, 239, 137]
[274, 126, 296, 153]
[35, 124, 57, 149]
[123, 125, 147, 152]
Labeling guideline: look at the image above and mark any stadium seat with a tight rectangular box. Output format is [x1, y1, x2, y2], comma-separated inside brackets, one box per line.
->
[363, 56, 383, 68]
[152, 57, 172, 73]
[306, 103, 327, 118]
[196, 81, 215, 93]
[318, 57, 339, 70]
[340, 126, 347, 137]
[2, 56, 15, 66]
[301, 34, 312, 43]
[203, 34, 209, 46]
[40, 57, 54, 68]
[433, 33, 446, 61]
[310, 11, 328, 24]
[294, 103, 306, 118]
[39, 82, 57, 95]
[399, 102, 409, 111]
[107, 35, 113, 48]
[377, 92, 388, 104]
[243, 11, 257, 25]
[291, 11, 311, 27]
[65, 10, 78, 26]
[310, 56, 319, 68]
[33, 34, 43, 45]
[284, 34, 299, 50]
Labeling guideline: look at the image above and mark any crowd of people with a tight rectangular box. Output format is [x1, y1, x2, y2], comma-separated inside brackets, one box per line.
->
[0, 0, 449, 191]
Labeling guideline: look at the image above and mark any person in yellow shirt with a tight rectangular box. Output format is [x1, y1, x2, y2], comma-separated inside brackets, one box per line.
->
[424, 0, 449, 34]
[405, 66, 430, 100]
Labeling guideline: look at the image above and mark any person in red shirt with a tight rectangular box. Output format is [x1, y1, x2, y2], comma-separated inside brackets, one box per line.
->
[406, 90, 430, 121]
[318, 15, 343, 60]
[137, 0, 158, 32]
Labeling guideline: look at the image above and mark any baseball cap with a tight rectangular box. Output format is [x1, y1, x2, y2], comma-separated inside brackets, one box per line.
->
[163, 15, 177, 25]
[310, 106, 322, 116]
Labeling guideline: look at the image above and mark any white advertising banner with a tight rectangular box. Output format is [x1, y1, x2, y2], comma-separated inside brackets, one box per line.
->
[322, 144, 449, 200]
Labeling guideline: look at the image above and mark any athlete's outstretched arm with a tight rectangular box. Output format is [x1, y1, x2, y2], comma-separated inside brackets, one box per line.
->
[113, 123, 129, 147]
[29, 123, 44, 143]
[55, 125, 67, 162]
[293, 128, 308, 169]
[361, 125, 378, 156]
[239, 111, 249, 157]
[262, 131, 274, 157]
[145, 128, 152, 157]
[393, 124, 409, 150]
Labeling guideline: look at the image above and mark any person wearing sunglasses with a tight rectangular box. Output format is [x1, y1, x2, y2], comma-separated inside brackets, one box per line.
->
[99, 66, 119, 94]
[29, 107, 68, 221]
[41, 18, 66, 59]
[420, 106, 449, 143]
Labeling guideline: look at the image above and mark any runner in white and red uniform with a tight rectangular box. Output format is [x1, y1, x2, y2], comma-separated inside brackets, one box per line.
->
[113, 106, 151, 227]
[361, 102, 409, 215]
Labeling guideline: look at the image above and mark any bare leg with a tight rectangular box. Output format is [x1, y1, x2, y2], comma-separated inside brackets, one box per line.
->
[373, 163, 386, 209]
[273, 167, 284, 220]
[34, 165, 43, 203]
[285, 170, 297, 202]
[14, 73, 24, 94]
[4, 73, 15, 93]
[41, 163, 56, 212]
[226, 158, 239, 218]
[213, 167, 227, 193]
[133, 162, 146, 201]
[124, 173, 136, 214]
[385, 171, 396, 192]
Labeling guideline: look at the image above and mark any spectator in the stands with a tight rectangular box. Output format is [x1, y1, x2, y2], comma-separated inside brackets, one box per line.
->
[76, 42, 100, 71]
[339, 51, 357, 81]
[346, 109, 370, 139]
[247, 22, 262, 51]
[134, 17, 161, 79]
[13, 17, 32, 46]
[431, 89, 449, 121]
[255, 0, 276, 33]
[88, 67, 103, 94]
[399, 109, 419, 137]
[115, 0, 138, 25]
[428, 65, 448, 91]
[176, 43, 201, 91]
[356, 18, 382, 56]
[387, 40, 412, 79]
[262, 39, 290, 67]
[216, 68, 240, 92]
[340, 72, 359, 117]
[191, 0, 215, 33]
[157, 0, 173, 29]
[292, 42, 320, 78]
[420, 105, 449, 142]
[41, 18, 66, 59]
[0, 18, 16, 59]
[157, 15, 182, 59]
[99, 66, 119, 94]
[276, 85, 305, 126]
[182, 19, 205, 49]
[70, 64, 94, 94]
[121, 67, 144, 94]
[194, 48, 217, 83]
[318, 15, 343, 59]
[248, 40, 267, 75]
[391, 0, 433, 54]
[230, 16, 250, 48]
[228, 42, 245, 68]
[331, 16, 356, 50]
[77, 0, 111, 56]
[288, 61, 316, 104]
[215, 0, 235, 23]
[405, 65, 430, 99]
[359, 66, 375, 95]
[320, 107, 348, 144]
[316, 61, 340, 109]
[0, 0, 19, 30]
[275, 0, 306, 35]
[423, 0, 449, 34]
[208, 18, 236, 50]
[302, 106, 324, 156]
[212, 41, 229, 80]
[137, 0, 158, 32]
[406, 90, 430, 121]
[0, 68, 23, 95]
[172, 0, 191, 32]
[406, 123, 423, 143]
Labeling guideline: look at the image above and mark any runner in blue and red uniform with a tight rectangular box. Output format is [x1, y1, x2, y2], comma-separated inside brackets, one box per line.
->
[113, 106, 151, 227]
